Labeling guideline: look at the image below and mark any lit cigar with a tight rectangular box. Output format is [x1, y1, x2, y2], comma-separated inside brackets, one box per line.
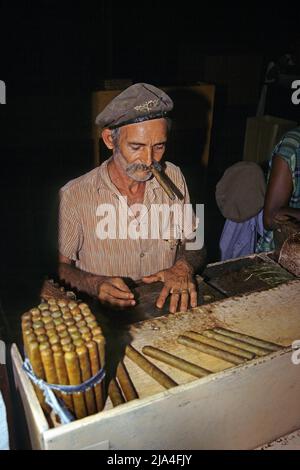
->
[116, 361, 139, 401]
[125, 345, 177, 389]
[184, 331, 255, 360]
[151, 161, 176, 200]
[108, 378, 125, 407]
[178, 336, 246, 365]
[202, 330, 269, 357]
[213, 328, 281, 352]
[142, 345, 211, 378]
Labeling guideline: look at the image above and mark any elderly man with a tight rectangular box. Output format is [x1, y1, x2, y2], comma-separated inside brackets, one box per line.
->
[58, 83, 206, 313]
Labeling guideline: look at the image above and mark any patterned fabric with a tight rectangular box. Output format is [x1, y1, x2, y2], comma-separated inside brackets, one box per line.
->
[59, 159, 195, 280]
[256, 127, 300, 253]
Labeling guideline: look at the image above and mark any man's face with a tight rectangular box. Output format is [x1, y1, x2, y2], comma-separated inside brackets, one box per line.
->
[114, 118, 168, 182]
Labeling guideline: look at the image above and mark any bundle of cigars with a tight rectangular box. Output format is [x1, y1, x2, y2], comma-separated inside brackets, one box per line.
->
[21, 296, 106, 420]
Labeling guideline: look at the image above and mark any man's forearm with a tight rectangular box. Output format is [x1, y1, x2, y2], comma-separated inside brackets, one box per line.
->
[58, 263, 106, 297]
[176, 244, 207, 274]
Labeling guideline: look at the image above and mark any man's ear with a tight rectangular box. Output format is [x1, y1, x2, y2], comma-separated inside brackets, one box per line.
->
[101, 128, 114, 150]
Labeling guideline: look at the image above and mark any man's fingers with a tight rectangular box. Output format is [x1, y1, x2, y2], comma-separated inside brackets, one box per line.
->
[100, 291, 136, 308]
[189, 286, 198, 308]
[111, 277, 133, 293]
[180, 292, 189, 312]
[103, 284, 134, 300]
[156, 285, 170, 309]
[169, 293, 180, 314]
[142, 274, 161, 284]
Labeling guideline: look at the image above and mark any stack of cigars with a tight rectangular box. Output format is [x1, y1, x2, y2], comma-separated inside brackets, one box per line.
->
[21, 297, 105, 420]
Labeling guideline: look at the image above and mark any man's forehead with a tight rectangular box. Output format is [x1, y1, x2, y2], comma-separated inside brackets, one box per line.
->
[119, 118, 168, 139]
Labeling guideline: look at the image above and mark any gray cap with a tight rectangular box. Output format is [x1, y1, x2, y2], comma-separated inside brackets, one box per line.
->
[216, 161, 266, 222]
[95, 83, 173, 129]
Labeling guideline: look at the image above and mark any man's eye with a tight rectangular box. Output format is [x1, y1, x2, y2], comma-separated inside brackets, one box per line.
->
[131, 145, 141, 151]
[155, 144, 165, 151]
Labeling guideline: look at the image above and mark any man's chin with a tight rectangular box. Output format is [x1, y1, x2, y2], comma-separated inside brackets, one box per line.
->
[128, 170, 152, 182]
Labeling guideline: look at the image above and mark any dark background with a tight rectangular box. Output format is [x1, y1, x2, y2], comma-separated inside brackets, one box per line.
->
[0, 1, 299, 329]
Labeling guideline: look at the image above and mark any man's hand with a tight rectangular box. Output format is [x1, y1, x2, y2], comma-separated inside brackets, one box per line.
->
[142, 260, 197, 313]
[98, 277, 136, 308]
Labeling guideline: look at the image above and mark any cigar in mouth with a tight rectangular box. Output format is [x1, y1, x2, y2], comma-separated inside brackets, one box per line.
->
[151, 161, 176, 200]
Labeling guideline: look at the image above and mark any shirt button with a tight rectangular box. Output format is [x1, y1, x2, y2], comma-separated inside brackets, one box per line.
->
[140, 252, 145, 258]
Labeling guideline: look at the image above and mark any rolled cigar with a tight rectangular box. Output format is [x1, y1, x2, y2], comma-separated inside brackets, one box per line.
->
[51, 311, 62, 319]
[41, 310, 51, 317]
[73, 339, 84, 348]
[21, 320, 32, 330]
[93, 334, 105, 366]
[34, 327, 46, 337]
[62, 313, 73, 321]
[76, 320, 87, 329]
[78, 303, 89, 310]
[70, 306, 81, 315]
[27, 339, 48, 411]
[49, 334, 61, 346]
[64, 351, 87, 419]
[151, 164, 176, 200]
[40, 343, 59, 384]
[67, 325, 78, 335]
[81, 332, 92, 342]
[79, 326, 90, 335]
[70, 331, 82, 341]
[125, 345, 177, 389]
[142, 345, 211, 378]
[86, 341, 104, 411]
[62, 344, 75, 353]
[85, 315, 96, 324]
[184, 331, 255, 360]
[45, 327, 57, 338]
[73, 313, 83, 323]
[42, 316, 53, 326]
[32, 320, 44, 330]
[22, 329, 34, 354]
[213, 328, 281, 352]
[65, 319, 76, 327]
[116, 361, 139, 401]
[22, 312, 32, 322]
[58, 330, 69, 339]
[53, 318, 63, 327]
[60, 336, 72, 346]
[202, 330, 270, 357]
[38, 303, 49, 311]
[30, 308, 40, 315]
[58, 299, 68, 308]
[76, 345, 97, 415]
[47, 298, 57, 306]
[44, 321, 55, 331]
[81, 308, 92, 317]
[37, 334, 48, 344]
[56, 323, 67, 333]
[49, 305, 60, 313]
[177, 335, 245, 365]
[53, 347, 74, 413]
[108, 378, 125, 407]
[67, 300, 77, 310]
[60, 307, 70, 315]
[91, 327, 102, 337]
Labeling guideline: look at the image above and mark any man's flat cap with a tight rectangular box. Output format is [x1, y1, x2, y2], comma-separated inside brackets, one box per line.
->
[95, 83, 173, 129]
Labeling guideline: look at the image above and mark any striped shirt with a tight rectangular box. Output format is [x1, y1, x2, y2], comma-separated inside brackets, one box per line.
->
[256, 127, 300, 252]
[59, 158, 195, 280]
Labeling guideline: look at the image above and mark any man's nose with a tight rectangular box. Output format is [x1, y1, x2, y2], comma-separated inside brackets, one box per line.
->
[142, 147, 154, 166]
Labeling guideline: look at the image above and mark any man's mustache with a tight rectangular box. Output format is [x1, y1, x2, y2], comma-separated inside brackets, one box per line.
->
[126, 162, 151, 173]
